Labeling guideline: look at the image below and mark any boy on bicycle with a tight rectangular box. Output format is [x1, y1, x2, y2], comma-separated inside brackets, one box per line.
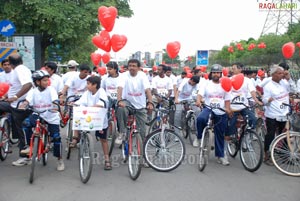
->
[21, 70, 64, 171]
[74, 76, 112, 170]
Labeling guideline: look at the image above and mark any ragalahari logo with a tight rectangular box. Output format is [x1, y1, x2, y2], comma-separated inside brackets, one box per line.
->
[257, 0, 300, 11]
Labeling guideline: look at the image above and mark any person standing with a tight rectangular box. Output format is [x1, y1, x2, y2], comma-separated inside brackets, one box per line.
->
[62, 60, 78, 85]
[44, 61, 64, 95]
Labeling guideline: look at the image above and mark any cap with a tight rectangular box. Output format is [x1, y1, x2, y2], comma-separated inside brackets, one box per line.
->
[67, 60, 79, 67]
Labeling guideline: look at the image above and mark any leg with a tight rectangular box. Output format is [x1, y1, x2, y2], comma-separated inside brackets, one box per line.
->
[213, 114, 228, 158]
[97, 128, 112, 170]
[242, 108, 257, 129]
[135, 109, 147, 140]
[48, 123, 64, 171]
[196, 108, 210, 139]
[174, 104, 183, 134]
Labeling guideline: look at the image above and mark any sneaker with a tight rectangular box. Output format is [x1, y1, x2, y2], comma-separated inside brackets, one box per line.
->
[193, 138, 200, 147]
[12, 158, 31, 166]
[57, 159, 65, 171]
[217, 157, 230, 166]
[115, 133, 125, 145]
[20, 147, 30, 155]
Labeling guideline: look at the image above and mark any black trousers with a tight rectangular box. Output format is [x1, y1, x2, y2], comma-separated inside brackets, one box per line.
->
[265, 117, 286, 152]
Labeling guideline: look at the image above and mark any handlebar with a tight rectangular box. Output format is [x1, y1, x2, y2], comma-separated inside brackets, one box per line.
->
[202, 103, 226, 113]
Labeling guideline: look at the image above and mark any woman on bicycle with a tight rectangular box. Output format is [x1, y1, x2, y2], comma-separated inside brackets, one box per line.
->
[21, 70, 65, 171]
[74, 76, 112, 170]
[195, 64, 232, 165]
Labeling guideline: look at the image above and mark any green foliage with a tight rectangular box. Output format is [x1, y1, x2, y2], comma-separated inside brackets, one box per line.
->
[0, 0, 133, 65]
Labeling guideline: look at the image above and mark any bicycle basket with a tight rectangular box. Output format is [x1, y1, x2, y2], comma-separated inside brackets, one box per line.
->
[290, 113, 300, 132]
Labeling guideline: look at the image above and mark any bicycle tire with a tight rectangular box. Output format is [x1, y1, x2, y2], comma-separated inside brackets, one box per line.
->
[42, 132, 48, 166]
[187, 115, 197, 146]
[270, 131, 300, 177]
[0, 119, 10, 161]
[29, 137, 39, 184]
[66, 119, 73, 160]
[256, 118, 266, 143]
[198, 128, 210, 172]
[108, 120, 117, 157]
[239, 130, 263, 172]
[144, 128, 185, 172]
[227, 133, 239, 158]
[128, 132, 143, 180]
[79, 132, 93, 183]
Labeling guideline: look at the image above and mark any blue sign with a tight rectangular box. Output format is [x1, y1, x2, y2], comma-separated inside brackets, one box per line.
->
[0, 20, 16, 37]
[196, 50, 209, 66]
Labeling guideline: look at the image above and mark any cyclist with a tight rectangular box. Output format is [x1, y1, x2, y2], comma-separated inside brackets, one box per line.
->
[62, 60, 78, 85]
[195, 64, 232, 165]
[44, 61, 64, 95]
[262, 65, 290, 165]
[20, 70, 64, 171]
[116, 59, 153, 144]
[74, 76, 111, 170]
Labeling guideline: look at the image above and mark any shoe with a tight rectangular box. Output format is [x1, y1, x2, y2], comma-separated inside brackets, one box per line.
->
[217, 157, 230, 166]
[12, 158, 31, 166]
[264, 159, 274, 166]
[57, 159, 65, 171]
[104, 160, 112, 170]
[193, 138, 200, 147]
[20, 147, 30, 155]
[115, 133, 125, 145]
[143, 161, 150, 168]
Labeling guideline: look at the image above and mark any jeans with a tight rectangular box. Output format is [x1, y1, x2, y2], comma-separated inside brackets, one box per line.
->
[196, 108, 228, 157]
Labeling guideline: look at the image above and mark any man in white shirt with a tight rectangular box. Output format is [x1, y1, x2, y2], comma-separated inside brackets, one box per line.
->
[62, 60, 78, 85]
[116, 59, 153, 144]
[6, 54, 33, 166]
[262, 65, 290, 165]
[152, 64, 173, 99]
[44, 61, 64, 95]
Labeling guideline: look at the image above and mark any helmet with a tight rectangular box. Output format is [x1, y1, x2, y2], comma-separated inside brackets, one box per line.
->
[210, 64, 223, 73]
[32, 70, 50, 82]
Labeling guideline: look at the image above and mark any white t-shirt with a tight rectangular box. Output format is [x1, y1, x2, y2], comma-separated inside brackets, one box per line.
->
[0, 70, 14, 96]
[9, 64, 32, 108]
[177, 79, 197, 102]
[75, 88, 108, 128]
[263, 80, 289, 119]
[50, 73, 63, 94]
[65, 74, 89, 96]
[151, 75, 173, 96]
[26, 86, 60, 125]
[167, 74, 177, 97]
[198, 80, 231, 115]
[230, 77, 255, 111]
[101, 75, 121, 100]
[118, 71, 150, 109]
[259, 76, 294, 92]
[62, 71, 78, 85]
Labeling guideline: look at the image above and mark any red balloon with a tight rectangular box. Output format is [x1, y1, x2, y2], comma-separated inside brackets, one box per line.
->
[257, 70, 265, 77]
[220, 77, 232, 92]
[231, 73, 244, 90]
[98, 6, 118, 32]
[111, 34, 127, 52]
[92, 30, 111, 52]
[282, 42, 295, 59]
[186, 72, 193, 78]
[183, 66, 190, 72]
[166, 41, 181, 59]
[296, 42, 300, 48]
[143, 69, 148, 73]
[203, 73, 209, 80]
[0, 82, 10, 97]
[102, 52, 110, 64]
[152, 66, 158, 71]
[200, 66, 206, 72]
[222, 67, 229, 76]
[90, 53, 102, 66]
[97, 67, 107, 76]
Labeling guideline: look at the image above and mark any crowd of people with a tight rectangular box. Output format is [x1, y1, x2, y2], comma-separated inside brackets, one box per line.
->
[0, 53, 298, 172]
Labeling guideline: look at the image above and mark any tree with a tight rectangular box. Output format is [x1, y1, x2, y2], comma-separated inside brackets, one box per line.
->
[0, 0, 133, 64]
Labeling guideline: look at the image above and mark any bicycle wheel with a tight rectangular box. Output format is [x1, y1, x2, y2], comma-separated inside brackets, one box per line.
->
[79, 132, 93, 183]
[198, 128, 210, 172]
[66, 119, 73, 160]
[256, 118, 266, 143]
[128, 132, 143, 180]
[270, 131, 300, 177]
[227, 133, 239, 158]
[42, 133, 49, 166]
[29, 137, 39, 184]
[148, 118, 161, 134]
[144, 129, 185, 172]
[108, 120, 117, 157]
[187, 115, 197, 145]
[0, 119, 10, 161]
[239, 130, 263, 172]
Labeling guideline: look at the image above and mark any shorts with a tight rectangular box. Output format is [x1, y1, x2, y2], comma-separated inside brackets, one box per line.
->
[95, 127, 108, 140]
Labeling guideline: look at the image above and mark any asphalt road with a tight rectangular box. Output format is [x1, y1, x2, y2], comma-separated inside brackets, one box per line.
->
[0, 131, 299, 201]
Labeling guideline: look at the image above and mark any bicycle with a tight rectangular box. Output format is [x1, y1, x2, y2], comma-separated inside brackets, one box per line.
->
[115, 99, 144, 180]
[270, 102, 300, 177]
[0, 112, 13, 161]
[58, 95, 81, 159]
[226, 101, 263, 172]
[107, 99, 118, 157]
[144, 98, 186, 172]
[183, 100, 200, 146]
[255, 104, 267, 143]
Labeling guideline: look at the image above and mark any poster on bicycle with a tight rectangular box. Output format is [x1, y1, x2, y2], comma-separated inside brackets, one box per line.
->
[72, 107, 107, 131]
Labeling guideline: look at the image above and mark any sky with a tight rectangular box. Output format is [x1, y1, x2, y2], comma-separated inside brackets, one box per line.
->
[103, 0, 271, 60]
